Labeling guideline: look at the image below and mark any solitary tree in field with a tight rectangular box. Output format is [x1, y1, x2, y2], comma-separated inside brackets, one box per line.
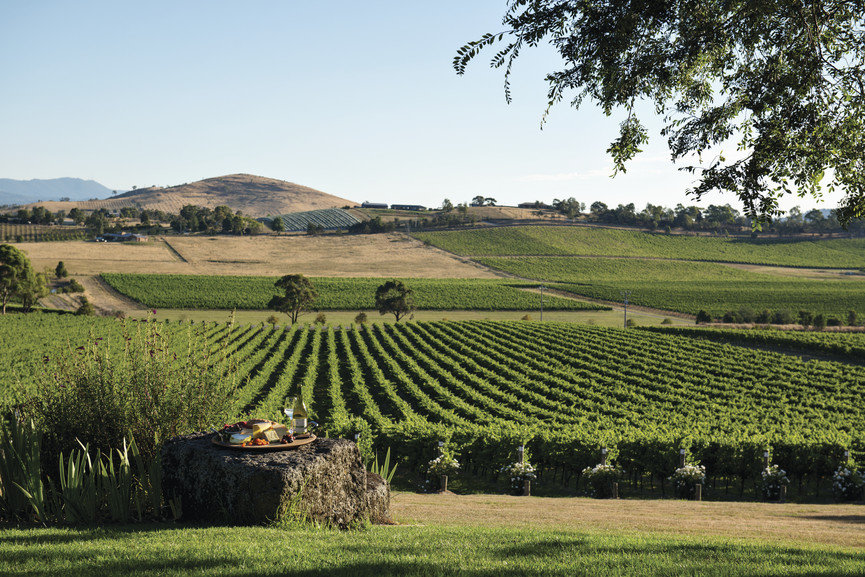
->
[441, 198, 454, 213]
[55, 261, 68, 278]
[270, 217, 285, 236]
[268, 274, 318, 325]
[456, 1, 865, 226]
[0, 244, 39, 314]
[375, 280, 415, 322]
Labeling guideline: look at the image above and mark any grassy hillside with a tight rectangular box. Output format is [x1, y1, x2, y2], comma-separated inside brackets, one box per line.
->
[100, 274, 606, 311]
[477, 256, 865, 317]
[415, 225, 865, 268]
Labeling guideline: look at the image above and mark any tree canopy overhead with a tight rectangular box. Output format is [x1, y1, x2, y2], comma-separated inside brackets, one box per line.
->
[455, 1, 865, 225]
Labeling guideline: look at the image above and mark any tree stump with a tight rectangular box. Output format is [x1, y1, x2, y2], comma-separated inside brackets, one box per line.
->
[162, 434, 390, 527]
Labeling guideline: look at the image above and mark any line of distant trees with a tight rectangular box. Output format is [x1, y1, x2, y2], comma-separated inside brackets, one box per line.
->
[698, 308, 860, 329]
[517, 197, 865, 236]
[0, 204, 264, 237]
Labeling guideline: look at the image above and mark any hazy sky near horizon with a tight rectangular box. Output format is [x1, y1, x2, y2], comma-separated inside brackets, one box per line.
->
[0, 1, 840, 212]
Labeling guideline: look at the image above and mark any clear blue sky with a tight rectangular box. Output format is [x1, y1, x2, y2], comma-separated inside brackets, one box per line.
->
[0, 0, 837, 212]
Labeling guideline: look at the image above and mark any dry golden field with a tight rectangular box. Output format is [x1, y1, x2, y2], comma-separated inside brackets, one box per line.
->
[19, 233, 500, 278]
[393, 493, 865, 549]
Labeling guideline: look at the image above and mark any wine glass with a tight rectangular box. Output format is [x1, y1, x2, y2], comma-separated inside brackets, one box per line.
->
[283, 404, 294, 434]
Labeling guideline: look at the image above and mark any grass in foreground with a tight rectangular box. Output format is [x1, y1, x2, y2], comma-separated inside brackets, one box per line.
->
[1, 523, 863, 577]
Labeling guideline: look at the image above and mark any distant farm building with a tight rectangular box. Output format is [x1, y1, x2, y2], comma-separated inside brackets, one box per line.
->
[97, 233, 148, 242]
[361, 202, 388, 209]
[518, 201, 551, 209]
[390, 204, 427, 211]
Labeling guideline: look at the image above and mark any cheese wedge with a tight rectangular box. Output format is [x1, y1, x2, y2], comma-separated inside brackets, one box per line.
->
[252, 422, 272, 439]
[230, 433, 251, 445]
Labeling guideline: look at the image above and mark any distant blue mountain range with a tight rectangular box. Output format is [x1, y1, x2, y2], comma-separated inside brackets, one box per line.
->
[0, 177, 117, 206]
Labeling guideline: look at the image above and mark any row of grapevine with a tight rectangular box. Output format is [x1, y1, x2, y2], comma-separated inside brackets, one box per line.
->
[640, 326, 865, 361]
[271, 209, 362, 232]
[0, 224, 87, 242]
[99, 273, 606, 311]
[470, 256, 865, 318]
[2, 314, 863, 498]
[414, 225, 865, 268]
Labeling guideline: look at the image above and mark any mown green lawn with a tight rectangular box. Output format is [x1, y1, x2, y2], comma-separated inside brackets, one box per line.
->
[1, 524, 862, 576]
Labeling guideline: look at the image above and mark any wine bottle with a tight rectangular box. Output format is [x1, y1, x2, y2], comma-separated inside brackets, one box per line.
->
[292, 395, 309, 435]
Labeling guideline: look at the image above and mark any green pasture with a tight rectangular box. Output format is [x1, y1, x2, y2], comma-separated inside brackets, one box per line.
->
[415, 225, 865, 268]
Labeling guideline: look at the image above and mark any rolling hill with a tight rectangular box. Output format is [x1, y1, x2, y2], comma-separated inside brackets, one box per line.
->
[12, 174, 356, 217]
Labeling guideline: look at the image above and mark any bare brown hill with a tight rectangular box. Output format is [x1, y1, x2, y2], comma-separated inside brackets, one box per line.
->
[16, 174, 356, 218]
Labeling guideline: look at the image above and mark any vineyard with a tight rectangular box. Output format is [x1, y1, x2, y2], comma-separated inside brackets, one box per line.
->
[415, 225, 865, 268]
[475, 257, 865, 318]
[100, 273, 606, 311]
[2, 314, 863, 498]
[641, 326, 865, 361]
[0, 224, 86, 243]
[272, 208, 362, 232]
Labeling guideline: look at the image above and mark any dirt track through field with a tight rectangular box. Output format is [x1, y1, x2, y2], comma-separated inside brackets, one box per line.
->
[79, 275, 147, 314]
[393, 493, 865, 548]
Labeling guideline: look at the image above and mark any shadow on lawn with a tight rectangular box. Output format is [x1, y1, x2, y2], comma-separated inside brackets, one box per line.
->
[801, 514, 865, 524]
[1, 527, 863, 577]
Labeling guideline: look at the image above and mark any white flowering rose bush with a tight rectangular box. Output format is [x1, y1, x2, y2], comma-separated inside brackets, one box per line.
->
[670, 464, 705, 499]
[501, 461, 537, 495]
[759, 465, 790, 501]
[428, 453, 460, 478]
[581, 463, 620, 498]
[832, 466, 865, 502]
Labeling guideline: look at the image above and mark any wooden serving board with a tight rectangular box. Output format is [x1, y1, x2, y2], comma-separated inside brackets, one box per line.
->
[212, 434, 316, 451]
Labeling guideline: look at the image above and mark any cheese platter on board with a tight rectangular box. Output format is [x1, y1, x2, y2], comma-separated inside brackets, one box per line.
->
[211, 419, 317, 451]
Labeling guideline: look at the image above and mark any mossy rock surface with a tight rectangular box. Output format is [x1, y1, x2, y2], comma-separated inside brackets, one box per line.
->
[161, 434, 390, 526]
